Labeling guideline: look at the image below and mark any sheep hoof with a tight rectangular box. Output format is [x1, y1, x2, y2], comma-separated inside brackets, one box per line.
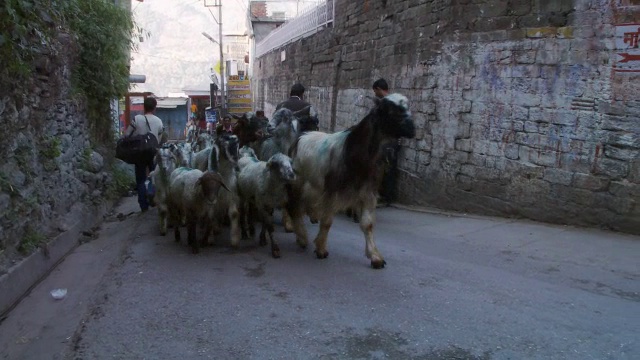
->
[314, 250, 329, 259]
[259, 234, 267, 246]
[371, 259, 386, 269]
[271, 249, 281, 258]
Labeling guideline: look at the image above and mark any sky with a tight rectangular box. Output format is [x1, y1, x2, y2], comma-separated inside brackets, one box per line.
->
[129, 0, 320, 96]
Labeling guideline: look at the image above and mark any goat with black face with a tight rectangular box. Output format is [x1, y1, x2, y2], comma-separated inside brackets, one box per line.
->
[287, 93, 415, 269]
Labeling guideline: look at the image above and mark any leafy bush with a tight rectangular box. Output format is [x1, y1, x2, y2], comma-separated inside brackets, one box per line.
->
[17, 228, 46, 255]
[0, 0, 144, 145]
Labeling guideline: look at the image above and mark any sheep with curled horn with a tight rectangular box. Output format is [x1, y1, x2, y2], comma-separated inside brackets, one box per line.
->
[286, 93, 415, 269]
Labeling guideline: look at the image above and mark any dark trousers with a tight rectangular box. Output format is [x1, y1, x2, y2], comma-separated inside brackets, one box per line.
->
[380, 143, 400, 203]
[135, 159, 156, 211]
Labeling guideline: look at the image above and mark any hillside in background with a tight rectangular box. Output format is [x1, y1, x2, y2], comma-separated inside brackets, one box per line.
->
[130, 0, 304, 96]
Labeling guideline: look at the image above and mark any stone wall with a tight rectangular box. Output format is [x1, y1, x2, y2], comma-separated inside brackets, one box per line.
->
[252, 0, 640, 234]
[0, 32, 131, 274]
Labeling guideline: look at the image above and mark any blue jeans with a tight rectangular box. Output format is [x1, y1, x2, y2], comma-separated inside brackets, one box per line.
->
[135, 159, 156, 211]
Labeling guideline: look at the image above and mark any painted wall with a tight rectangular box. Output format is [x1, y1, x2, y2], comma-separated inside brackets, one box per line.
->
[253, 0, 640, 234]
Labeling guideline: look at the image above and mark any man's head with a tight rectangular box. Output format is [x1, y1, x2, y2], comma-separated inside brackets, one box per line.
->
[256, 110, 265, 118]
[222, 115, 232, 127]
[144, 97, 157, 113]
[372, 78, 389, 98]
[290, 83, 305, 98]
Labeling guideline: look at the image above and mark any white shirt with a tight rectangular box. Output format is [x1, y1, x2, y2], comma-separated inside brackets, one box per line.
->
[124, 114, 164, 141]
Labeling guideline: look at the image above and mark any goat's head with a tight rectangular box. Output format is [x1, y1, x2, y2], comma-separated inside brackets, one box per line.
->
[293, 106, 319, 133]
[267, 153, 296, 183]
[270, 108, 298, 138]
[271, 108, 294, 128]
[156, 146, 178, 173]
[196, 171, 230, 203]
[174, 142, 193, 167]
[216, 134, 240, 163]
[373, 93, 416, 139]
[239, 145, 257, 159]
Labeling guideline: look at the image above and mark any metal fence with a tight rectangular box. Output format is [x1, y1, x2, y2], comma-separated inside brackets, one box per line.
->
[255, 0, 335, 58]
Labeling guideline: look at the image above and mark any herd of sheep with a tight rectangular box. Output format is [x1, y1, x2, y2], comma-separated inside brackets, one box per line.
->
[149, 94, 415, 269]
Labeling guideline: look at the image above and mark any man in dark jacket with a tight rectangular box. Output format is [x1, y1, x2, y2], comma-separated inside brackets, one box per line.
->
[276, 83, 311, 112]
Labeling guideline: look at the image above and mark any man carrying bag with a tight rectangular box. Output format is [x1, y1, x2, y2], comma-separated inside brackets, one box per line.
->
[118, 97, 164, 212]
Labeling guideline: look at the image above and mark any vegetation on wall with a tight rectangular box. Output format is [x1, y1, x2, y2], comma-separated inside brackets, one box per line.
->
[0, 0, 144, 144]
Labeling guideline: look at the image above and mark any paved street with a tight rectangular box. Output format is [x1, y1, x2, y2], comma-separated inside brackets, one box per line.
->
[1, 196, 639, 360]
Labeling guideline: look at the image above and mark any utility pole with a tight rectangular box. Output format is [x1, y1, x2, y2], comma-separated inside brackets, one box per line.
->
[204, 0, 225, 116]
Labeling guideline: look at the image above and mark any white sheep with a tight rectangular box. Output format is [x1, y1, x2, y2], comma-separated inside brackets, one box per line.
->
[211, 134, 242, 248]
[237, 152, 296, 258]
[168, 167, 228, 253]
[149, 146, 179, 236]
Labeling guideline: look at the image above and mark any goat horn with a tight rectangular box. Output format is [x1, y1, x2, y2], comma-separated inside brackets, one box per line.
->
[211, 172, 230, 192]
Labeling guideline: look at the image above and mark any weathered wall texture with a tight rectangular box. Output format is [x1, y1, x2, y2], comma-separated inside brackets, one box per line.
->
[0, 33, 129, 274]
[253, 0, 640, 234]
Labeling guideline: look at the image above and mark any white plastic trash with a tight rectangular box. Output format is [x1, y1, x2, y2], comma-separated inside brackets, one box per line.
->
[50, 288, 67, 300]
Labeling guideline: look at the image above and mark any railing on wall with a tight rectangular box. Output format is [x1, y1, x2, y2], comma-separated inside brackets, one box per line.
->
[255, 0, 335, 58]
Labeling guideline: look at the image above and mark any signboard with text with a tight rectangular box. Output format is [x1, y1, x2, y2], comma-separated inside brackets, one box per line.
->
[227, 79, 252, 115]
[614, 23, 640, 73]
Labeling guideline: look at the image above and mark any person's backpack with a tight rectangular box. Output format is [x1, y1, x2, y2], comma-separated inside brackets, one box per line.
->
[116, 116, 159, 165]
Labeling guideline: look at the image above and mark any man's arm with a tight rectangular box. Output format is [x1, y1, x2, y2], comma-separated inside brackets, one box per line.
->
[123, 117, 135, 137]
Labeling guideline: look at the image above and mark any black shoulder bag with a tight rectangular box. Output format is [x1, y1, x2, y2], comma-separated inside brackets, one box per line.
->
[116, 116, 159, 165]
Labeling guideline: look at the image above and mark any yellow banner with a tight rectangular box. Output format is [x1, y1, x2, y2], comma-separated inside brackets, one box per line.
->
[229, 98, 251, 104]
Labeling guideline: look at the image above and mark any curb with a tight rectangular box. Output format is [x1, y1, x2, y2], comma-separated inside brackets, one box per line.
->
[0, 200, 114, 318]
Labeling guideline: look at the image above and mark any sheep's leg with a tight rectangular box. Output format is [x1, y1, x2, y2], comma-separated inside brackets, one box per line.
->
[200, 221, 212, 247]
[359, 205, 385, 269]
[267, 220, 279, 258]
[248, 203, 256, 236]
[187, 220, 199, 254]
[259, 224, 267, 246]
[286, 184, 308, 249]
[313, 214, 333, 259]
[228, 204, 241, 248]
[159, 209, 167, 236]
[173, 212, 181, 243]
[239, 200, 250, 240]
[282, 208, 294, 233]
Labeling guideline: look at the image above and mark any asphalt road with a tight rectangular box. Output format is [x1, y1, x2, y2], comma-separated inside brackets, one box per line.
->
[1, 196, 639, 360]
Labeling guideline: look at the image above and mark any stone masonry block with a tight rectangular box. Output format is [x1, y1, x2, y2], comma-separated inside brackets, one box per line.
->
[543, 168, 573, 185]
[536, 49, 563, 65]
[455, 174, 473, 191]
[604, 146, 640, 162]
[520, 146, 558, 167]
[513, 106, 529, 121]
[592, 158, 630, 180]
[572, 173, 610, 191]
[609, 181, 640, 198]
[455, 139, 473, 153]
[513, 91, 541, 107]
[524, 121, 538, 133]
[526, 27, 557, 38]
[605, 133, 640, 149]
[630, 160, 640, 184]
[602, 115, 637, 132]
[504, 144, 520, 160]
[515, 50, 537, 64]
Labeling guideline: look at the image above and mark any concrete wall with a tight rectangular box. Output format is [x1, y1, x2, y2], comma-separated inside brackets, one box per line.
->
[253, 0, 640, 234]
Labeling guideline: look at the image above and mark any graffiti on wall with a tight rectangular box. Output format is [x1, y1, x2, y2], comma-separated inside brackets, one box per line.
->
[614, 23, 640, 72]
